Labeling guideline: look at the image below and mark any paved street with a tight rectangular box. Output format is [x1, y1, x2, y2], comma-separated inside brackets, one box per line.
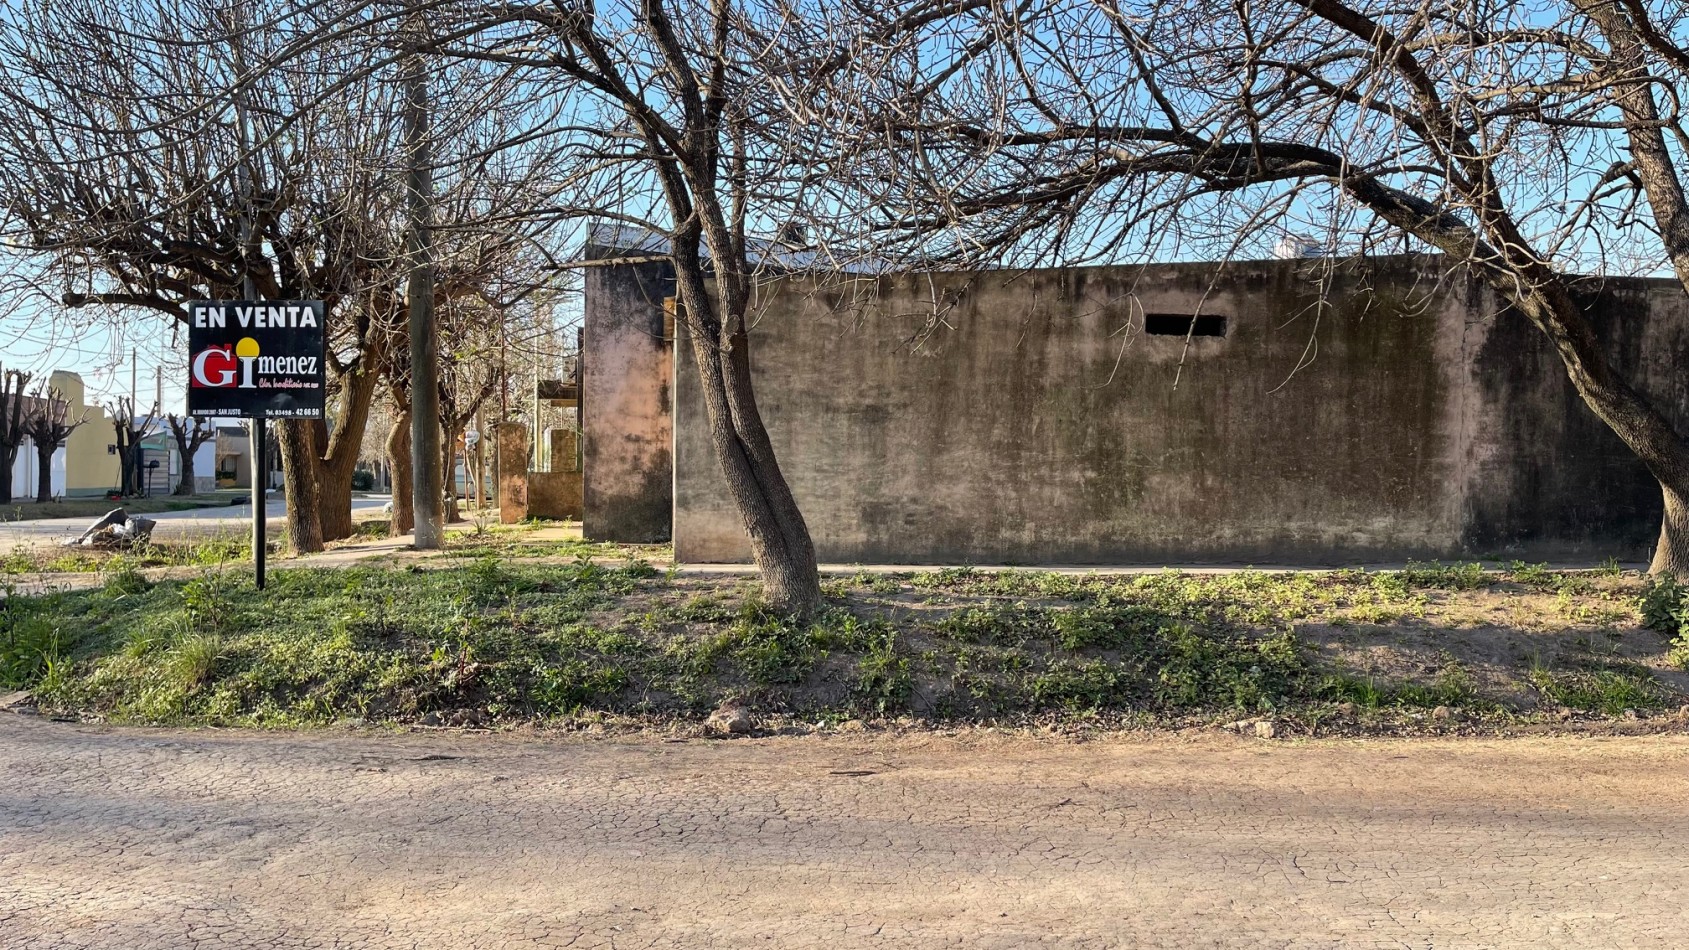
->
[0, 495, 389, 549]
[2, 715, 1686, 949]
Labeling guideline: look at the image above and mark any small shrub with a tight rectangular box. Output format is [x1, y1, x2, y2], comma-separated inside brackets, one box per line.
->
[1032, 659, 1122, 710]
[1398, 561, 1490, 590]
[530, 660, 628, 715]
[1640, 576, 1688, 634]
[1051, 603, 1164, 650]
[103, 561, 151, 596]
[170, 633, 224, 690]
[181, 573, 236, 635]
[852, 636, 911, 712]
[0, 595, 61, 687]
[1529, 660, 1668, 715]
[1319, 674, 1388, 709]
[935, 603, 1050, 646]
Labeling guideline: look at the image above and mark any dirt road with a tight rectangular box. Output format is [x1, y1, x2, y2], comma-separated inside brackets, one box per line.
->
[2, 716, 1686, 949]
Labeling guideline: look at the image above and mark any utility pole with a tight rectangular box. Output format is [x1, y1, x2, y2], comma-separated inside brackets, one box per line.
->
[130, 348, 141, 497]
[532, 319, 542, 470]
[404, 16, 443, 549]
[231, 0, 266, 587]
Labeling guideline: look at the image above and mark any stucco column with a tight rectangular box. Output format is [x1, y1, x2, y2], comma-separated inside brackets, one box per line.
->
[495, 422, 529, 523]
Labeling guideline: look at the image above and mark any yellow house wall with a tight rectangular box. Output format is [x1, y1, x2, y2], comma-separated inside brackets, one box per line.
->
[50, 371, 119, 497]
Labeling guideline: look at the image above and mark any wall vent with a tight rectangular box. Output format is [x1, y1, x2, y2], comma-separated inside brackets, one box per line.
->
[1144, 313, 1227, 338]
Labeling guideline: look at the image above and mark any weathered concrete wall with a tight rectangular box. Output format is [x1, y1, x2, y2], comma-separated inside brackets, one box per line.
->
[529, 471, 583, 520]
[582, 251, 674, 542]
[669, 256, 1689, 564]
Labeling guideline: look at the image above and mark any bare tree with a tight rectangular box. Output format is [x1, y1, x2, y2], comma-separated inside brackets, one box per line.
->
[0, 366, 29, 504]
[791, 0, 1689, 577]
[20, 385, 89, 503]
[0, 0, 565, 552]
[356, 0, 870, 612]
[165, 414, 216, 496]
[106, 397, 161, 498]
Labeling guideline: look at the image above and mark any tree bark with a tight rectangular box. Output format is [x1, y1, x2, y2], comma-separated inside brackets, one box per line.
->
[0, 447, 14, 504]
[441, 430, 461, 524]
[387, 408, 415, 536]
[35, 442, 53, 502]
[671, 242, 822, 615]
[1654, 484, 1689, 577]
[316, 360, 381, 542]
[275, 419, 325, 554]
[175, 455, 196, 495]
[170, 427, 197, 495]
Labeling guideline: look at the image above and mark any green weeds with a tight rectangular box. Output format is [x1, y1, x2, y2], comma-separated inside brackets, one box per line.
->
[2, 561, 1680, 727]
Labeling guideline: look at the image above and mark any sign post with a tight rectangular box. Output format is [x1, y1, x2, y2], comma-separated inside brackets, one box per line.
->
[186, 300, 327, 589]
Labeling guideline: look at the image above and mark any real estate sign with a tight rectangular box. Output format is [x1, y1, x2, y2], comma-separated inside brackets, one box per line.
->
[186, 300, 326, 419]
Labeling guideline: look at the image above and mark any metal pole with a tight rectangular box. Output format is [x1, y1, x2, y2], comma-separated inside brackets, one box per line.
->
[230, 0, 266, 588]
[405, 21, 443, 549]
[251, 421, 265, 588]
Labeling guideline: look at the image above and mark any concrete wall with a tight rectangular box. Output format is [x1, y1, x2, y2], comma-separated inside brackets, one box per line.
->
[582, 252, 674, 542]
[529, 471, 583, 520]
[667, 256, 1689, 565]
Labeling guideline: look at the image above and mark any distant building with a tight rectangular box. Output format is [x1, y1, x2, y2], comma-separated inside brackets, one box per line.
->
[5, 371, 230, 500]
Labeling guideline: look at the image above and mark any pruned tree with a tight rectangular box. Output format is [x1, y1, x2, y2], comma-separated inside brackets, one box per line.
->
[790, 0, 1689, 577]
[106, 397, 160, 497]
[20, 384, 88, 503]
[165, 414, 216, 496]
[0, 366, 30, 504]
[0, 0, 564, 552]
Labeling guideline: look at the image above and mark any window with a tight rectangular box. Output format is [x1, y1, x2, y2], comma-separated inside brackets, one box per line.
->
[1144, 313, 1227, 338]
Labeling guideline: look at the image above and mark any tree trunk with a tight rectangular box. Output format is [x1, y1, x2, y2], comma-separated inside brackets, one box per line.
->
[670, 247, 822, 615]
[387, 408, 415, 536]
[174, 440, 196, 495]
[0, 446, 14, 504]
[1653, 483, 1689, 578]
[35, 442, 53, 502]
[123, 442, 141, 490]
[316, 362, 381, 542]
[275, 419, 325, 554]
[441, 430, 461, 524]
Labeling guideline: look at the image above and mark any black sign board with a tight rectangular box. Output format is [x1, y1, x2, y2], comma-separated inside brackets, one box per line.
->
[186, 300, 326, 419]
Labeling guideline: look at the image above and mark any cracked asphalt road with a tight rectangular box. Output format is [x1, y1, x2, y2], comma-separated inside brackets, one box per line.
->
[3, 716, 1686, 949]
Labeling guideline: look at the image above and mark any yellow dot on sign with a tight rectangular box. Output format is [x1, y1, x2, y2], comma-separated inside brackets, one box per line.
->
[235, 337, 260, 358]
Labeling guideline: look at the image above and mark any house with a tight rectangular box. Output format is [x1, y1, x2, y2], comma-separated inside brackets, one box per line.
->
[6, 371, 232, 500]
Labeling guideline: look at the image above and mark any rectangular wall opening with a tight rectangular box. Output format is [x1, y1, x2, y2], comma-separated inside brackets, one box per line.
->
[1144, 313, 1228, 338]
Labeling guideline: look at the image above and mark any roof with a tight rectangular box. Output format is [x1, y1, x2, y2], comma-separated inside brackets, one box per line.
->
[584, 222, 890, 274]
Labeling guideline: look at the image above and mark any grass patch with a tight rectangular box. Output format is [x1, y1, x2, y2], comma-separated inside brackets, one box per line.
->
[1528, 659, 1670, 715]
[2, 535, 255, 575]
[1, 563, 1681, 728]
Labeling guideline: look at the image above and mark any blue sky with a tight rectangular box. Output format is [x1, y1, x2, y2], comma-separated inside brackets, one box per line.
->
[0, 297, 188, 414]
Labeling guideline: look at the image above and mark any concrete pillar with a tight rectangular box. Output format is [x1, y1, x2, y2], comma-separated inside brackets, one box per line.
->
[495, 422, 529, 523]
[549, 428, 580, 473]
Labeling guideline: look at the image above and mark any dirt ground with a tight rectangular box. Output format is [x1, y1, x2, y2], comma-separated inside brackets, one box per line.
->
[3, 715, 1687, 949]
